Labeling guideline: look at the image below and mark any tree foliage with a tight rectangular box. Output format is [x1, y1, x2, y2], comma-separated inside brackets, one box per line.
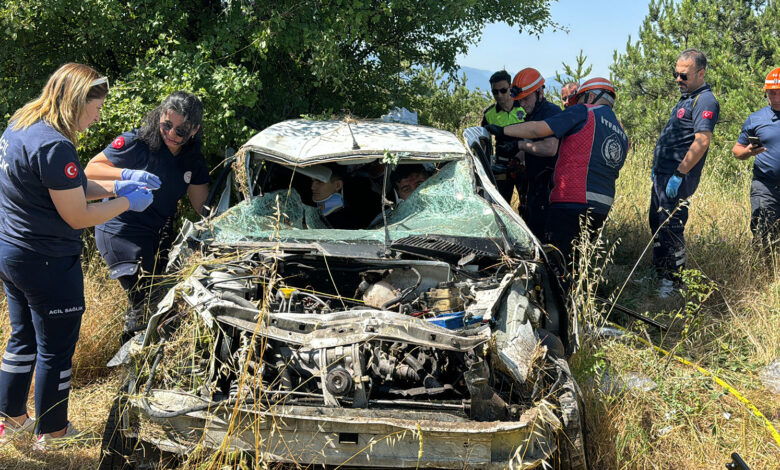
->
[552, 49, 592, 108]
[611, 0, 780, 176]
[0, 0, 553, 165]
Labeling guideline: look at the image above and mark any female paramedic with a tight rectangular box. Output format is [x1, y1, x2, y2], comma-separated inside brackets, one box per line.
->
[0, 63, 154, 448]
[84, 92, 209, 343]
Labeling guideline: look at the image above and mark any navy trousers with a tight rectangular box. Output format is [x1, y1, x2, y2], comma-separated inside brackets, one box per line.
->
[749, 178, 780, 256]
[95, 223, 174, 339]
[524, 168, 553, 240]
[649, 172, 701, 281]
[0, 242, 84, 434]
[544, 204, 608, 264]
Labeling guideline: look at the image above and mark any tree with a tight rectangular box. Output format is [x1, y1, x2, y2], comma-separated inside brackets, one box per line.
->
[552, 50, 593, 108]
[611, 0, 780, 177]
[0, 0, 555, 166]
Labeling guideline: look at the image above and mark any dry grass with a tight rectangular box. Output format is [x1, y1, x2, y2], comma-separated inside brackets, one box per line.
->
[570, 142, 780, 469]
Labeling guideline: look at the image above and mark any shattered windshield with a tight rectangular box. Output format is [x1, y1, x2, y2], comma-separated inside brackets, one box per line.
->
[208, 160, 531, 249]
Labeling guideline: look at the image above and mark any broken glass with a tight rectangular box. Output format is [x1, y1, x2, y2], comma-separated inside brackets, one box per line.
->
[210, 160, 531, 249]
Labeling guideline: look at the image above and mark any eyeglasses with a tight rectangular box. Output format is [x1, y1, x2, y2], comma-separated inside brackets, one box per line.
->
[159, 121, 190, 138]
[492, 87, 508, 96]
[673, 71, 696, 81]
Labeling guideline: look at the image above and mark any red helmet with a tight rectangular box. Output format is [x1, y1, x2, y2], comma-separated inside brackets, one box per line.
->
[510, 68, 545, 100]
[568, 77, 616, 107]
[765, 67, 780, 90]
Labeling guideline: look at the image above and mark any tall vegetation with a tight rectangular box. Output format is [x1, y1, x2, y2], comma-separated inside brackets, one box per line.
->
[0, 0, 552, 164]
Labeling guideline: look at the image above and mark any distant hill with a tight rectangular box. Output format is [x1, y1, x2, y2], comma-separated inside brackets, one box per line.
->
[458, 66, 563, 94]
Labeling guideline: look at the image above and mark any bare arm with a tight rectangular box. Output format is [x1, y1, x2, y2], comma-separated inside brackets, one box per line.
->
[732, 142, 765, 161]
[84, 152, 122, 180]
[502, 121, 555, 140]
[519, 136, 559, 157]
[187, 183, 209, 216]
[677, 132, 712, 174]
[85, 180, 115, 201]
[49, 187, 129, 229]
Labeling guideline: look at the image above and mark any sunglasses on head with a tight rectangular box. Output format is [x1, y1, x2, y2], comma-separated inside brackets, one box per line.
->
[159, 121, 190, 138]
[492, 87, 508, 96]
[673, 71, 694, 81]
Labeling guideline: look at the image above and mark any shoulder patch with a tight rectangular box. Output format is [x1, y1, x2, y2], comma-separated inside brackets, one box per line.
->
[64, 162, 78, 179]
[676, 108, 686, 119]
[112, 136, 125, 149]
[702, 111, 713, 120]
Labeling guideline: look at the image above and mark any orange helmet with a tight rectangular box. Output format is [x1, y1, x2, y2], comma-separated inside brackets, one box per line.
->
[568, 77, 616, 107]
[510, 68, 545, 100]
[764, 67, 780, 90]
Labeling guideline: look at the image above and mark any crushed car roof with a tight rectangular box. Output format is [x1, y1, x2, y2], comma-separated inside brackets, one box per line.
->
[240, 119, 469, 165]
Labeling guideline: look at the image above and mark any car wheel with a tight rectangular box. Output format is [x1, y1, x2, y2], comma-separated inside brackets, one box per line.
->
[551, 355, 589, 470]
[99, 395, 137, 470]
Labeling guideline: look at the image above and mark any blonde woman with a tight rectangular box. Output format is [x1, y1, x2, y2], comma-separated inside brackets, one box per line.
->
[0, 63, 153, 449]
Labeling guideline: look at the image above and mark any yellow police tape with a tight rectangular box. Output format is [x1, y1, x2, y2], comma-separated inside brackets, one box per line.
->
[605, 321, 780, 448]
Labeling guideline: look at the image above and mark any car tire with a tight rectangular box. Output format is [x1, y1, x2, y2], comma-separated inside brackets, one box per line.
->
[99, 395, 137, 470]
[551, 356, 589, 470]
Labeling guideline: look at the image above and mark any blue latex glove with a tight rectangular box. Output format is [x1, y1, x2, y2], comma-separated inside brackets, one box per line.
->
[665, 174, 683, 199]
[483, 124, 504, 138]
[120, 168, 161, 190]
[124, 187, 154, 212]
[113, 180, 146, 197]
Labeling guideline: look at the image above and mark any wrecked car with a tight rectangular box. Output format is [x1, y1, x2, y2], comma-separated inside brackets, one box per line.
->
[99, 119, 588, 469]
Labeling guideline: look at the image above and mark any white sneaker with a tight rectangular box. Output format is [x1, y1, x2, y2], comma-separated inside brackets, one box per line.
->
[33, 422, 81, 450]
[0, 416, 35, 443]
[658, 279, 675, 299]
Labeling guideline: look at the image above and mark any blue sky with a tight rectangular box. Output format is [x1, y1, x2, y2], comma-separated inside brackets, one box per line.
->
[457, 1, 650, 79]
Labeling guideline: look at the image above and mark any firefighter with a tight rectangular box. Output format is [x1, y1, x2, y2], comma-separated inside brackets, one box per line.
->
[485, 78, 629, 263]
[502, 68, 563, 239]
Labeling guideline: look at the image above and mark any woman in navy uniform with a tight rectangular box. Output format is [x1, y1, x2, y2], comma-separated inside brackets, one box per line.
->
[85, 92, 210, 342]
[0, 63, 153, 448]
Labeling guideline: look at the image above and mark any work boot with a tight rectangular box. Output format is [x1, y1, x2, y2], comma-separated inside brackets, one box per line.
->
[657, 279, 675, 299]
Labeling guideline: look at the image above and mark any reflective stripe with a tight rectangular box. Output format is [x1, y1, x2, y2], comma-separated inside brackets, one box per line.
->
[583, 80, 613, 89]
[60, 369, 72, 379]
[3, 352, 35, 362]
[675, 257, 687, 266]
[674, 249, 686, 257]
[653, 242, 661, 248]
[58, 381, 71, 391]
[1, 363, 32, 374]
[586, 192, 614, 206]
[520, 75, 543, 93]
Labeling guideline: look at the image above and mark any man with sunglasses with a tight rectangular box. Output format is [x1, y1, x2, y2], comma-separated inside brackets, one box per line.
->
[650, 49, 719, 298]
[481, 70, 528, 211]
[732, 67, 780, 259]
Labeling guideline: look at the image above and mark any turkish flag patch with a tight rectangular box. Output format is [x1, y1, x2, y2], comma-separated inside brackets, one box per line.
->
[112, 136, 125, 149]
[64, 162, 78, 179]
[676, 108, 686, 119]
[702, 111, 713, 120]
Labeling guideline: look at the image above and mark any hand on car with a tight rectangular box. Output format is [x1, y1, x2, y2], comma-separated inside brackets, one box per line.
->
[121, 169, 161, 190]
